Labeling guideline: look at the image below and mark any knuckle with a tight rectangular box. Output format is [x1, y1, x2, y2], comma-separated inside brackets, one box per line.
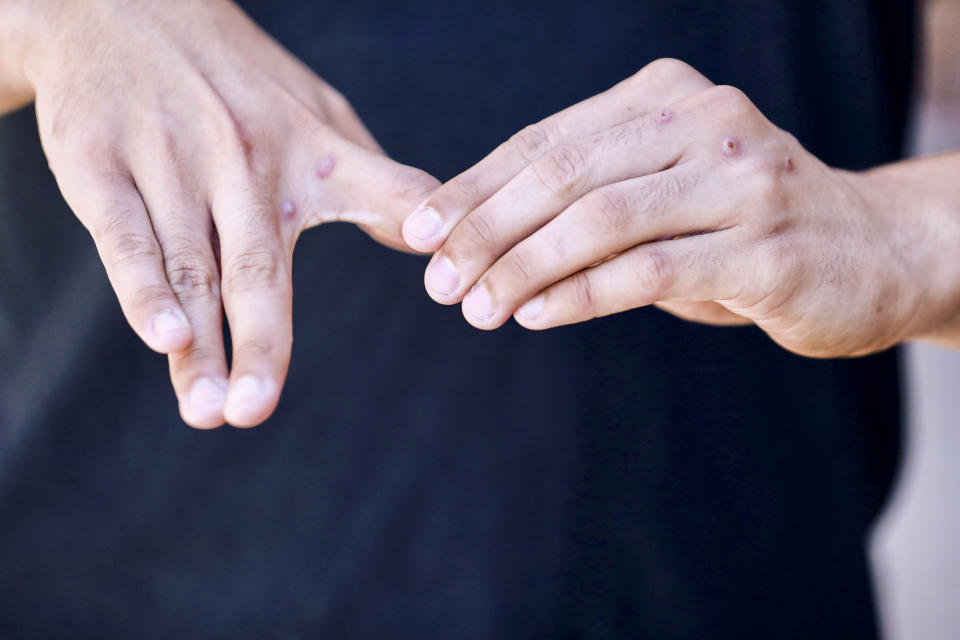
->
[103, 226, 161, 269]
[69, 137, 126, 176]
[234, 338, 283, 359]
[757, 238, 796, 277]
[707, 84, 753, 113]
[745, 240, 797, 306]
[532, 144, 589, 197]
[632, 250, 673, 297]
[510, 123, 555, 163]
[131, 284, 174, 312]
[503, 249, 533, 285]
[223, 249, 286, 294]
[167, 257, 219, 299]
[747, 160, 788, 213]
[393, 166, 440, 201]
[179, 344, 224, 366]
[639, 57, 697, 82]
[457, 211, 497, 252]
[420, 172, 483, 221]
[196, 86, 261, 171]
[589, 187, 632, 231]
[446, 171, 483, 203]
[571, 271, 595, 311]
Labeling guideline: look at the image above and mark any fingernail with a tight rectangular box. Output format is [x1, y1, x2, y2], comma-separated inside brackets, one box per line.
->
[405, 206, 442, 241]
[425, 256, 461, 296]
[187, 377, 228, 410]
[462, 283, 494, 321]
[151, 308, 189, 340]
[515, 294, 544, 322]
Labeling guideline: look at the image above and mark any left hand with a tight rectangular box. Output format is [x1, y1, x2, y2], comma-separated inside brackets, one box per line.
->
[402, 58, 934, 358]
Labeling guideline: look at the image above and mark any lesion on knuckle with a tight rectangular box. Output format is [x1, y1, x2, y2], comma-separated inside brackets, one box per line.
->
[223, 249, 286, 293]
[510, 123, 555, 163]
[167, 258, 219, 299]
[589, 187, 632, 231]
[533, 144, 589, 197]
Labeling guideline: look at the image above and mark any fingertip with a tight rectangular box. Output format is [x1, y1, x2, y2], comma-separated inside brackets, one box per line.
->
[223, 374, 278, 428]
[402, 205, 445, 253]
[423, 255, 464, 303]
[179, 377, 228, 429]
[146, 308, 193, 353]
[513, 294, 550, 330]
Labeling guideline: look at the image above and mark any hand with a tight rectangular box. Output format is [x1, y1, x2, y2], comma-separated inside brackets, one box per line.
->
[402, 58, 945, 358]
[19, 0, 438, 427]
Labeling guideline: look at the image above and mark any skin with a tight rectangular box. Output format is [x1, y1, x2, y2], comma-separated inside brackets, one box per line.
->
[404, 57, 960, 358]
[0, 0, 439, 428]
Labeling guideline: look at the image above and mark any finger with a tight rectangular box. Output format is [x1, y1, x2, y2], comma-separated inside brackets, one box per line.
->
[134, 169, 230, 430]
[423, 107, 704, 306]
[458, 168, 721, 328]
[65, 167, 193, 354]
[281, 132, 440, 252]
[513, 229, 745, 330]
[402, 58, 712, 252]
[212, 184, 292, 428]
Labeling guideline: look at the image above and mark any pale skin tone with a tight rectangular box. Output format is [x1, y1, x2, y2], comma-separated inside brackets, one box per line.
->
[404, 10, 960, 358]
[0, 0, 440, 428]
[1, 1, 958, 428]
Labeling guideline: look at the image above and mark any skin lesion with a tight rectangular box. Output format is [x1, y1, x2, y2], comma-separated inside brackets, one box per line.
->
[314, 154, 335, 179]
[721, 136, 740, 157]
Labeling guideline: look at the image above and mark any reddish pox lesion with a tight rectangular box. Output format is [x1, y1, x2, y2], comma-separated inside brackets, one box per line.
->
[279, 154, 337, 222]
[657, 109, 673, 123]
[280, 199, 296, 221]
[721, 137, 740, 156]
[315, 154, 336, 179]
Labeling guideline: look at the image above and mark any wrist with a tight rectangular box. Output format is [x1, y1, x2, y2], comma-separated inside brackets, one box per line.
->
[850, 159, 960, 346]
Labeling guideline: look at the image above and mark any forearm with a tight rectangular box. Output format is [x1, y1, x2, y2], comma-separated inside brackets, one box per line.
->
[855, 151, 960, 348]
[0, 1, 38, 113]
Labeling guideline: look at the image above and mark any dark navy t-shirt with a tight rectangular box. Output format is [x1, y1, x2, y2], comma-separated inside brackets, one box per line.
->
[0, 1, 912, 638]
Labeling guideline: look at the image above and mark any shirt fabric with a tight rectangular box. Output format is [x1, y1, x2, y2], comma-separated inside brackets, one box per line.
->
[0, 1, 912, 638]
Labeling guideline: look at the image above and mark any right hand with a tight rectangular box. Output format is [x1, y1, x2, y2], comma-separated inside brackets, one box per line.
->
[15, 0, 439, 428]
